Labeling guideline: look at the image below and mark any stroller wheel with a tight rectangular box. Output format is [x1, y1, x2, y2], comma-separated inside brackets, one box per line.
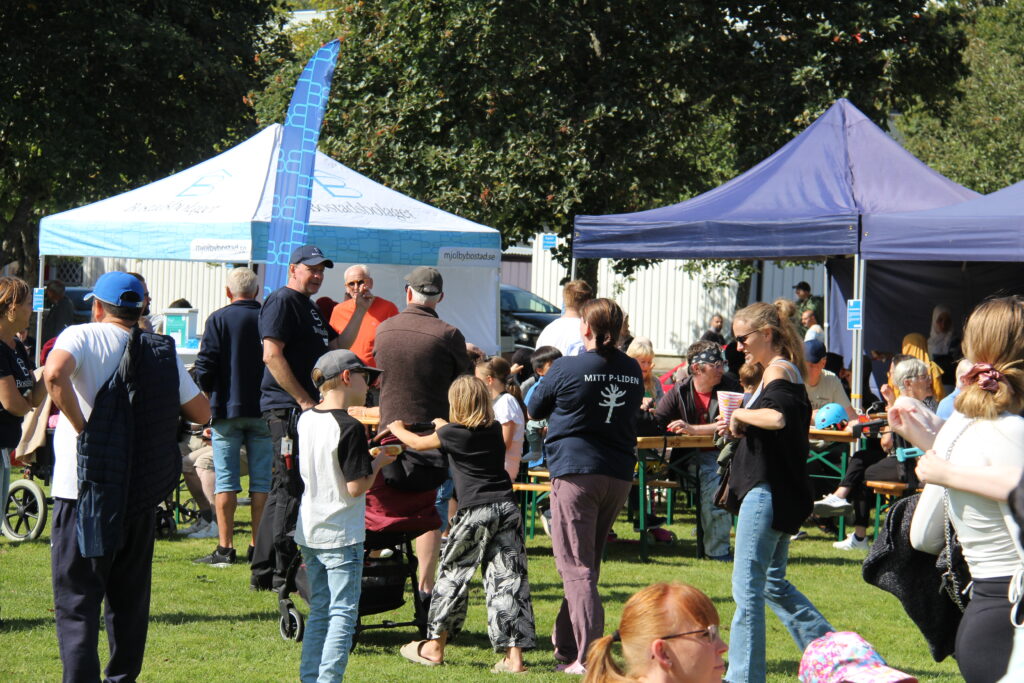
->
[2, 479, 48, 541]
[279, 607, 304, 642]
[155, 509, 177, 539]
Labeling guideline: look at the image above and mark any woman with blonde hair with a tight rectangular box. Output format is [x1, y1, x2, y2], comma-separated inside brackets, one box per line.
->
[626, 337, 663, 407]
[910, 296, 1024, 682]
[390, 375, 535, 673]
[585, 583, 727, 683]
[719, 300, 832, 681]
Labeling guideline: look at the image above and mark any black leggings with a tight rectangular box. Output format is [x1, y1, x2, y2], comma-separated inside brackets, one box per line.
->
[840, 446, 917, 527]
[956, 576, 1015, 683]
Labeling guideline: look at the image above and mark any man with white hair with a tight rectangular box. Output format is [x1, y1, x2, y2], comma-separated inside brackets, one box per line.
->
[192, 267, 271, 566]
[373, 266, 469, 609]
[328, 264, 398, 369]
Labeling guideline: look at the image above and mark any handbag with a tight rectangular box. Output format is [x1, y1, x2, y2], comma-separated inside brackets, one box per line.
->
[938, 419, 976, 612]
[714, 459, 741, 515]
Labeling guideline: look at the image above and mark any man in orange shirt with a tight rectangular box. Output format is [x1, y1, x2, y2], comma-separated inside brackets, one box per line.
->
[329, 264, 399, 370]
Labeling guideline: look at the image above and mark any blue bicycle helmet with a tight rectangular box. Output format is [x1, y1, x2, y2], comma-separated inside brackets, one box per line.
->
[815, 402, 848, 430]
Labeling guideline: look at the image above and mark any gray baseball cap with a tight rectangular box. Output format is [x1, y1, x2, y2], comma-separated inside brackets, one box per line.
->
[404, 266, 443, 295]
[312, 350, 381, 388]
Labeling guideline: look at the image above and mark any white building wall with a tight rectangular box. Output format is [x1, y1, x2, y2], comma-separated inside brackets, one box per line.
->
[530, 234, 826, 358]
[82, 258, 233, 335]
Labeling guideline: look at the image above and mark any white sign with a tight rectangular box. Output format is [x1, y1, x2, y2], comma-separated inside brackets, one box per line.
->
[189, 238, 252, 261]
[437, 247, 500, 267]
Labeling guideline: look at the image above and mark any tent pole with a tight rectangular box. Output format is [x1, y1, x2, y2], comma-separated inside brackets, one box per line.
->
[850, 254, 865, 413]
[822, 260, 829, 350]
[569, 257, 577, 282]
[35, 256, 45, 367]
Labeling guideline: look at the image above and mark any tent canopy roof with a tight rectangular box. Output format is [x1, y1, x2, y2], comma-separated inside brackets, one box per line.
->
[573, 99, 978, 260]
[39, 124, 500, 265]
[861, 180, 1024, 261]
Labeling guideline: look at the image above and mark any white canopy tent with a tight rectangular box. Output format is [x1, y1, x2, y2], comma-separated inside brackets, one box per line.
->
[39, 124, 502, 351]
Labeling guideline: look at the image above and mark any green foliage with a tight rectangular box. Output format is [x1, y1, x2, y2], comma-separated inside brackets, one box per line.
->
[0, 2, 286, 277]
[251, 2, 966, 296]
[897, 0, 1024, 193]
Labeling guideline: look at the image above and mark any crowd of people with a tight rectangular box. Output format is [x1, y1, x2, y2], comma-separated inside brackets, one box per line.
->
[8, 251, 1024, 682]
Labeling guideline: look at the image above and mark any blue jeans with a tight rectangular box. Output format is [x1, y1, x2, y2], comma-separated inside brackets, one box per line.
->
[726, 483, 832, 683]
[697, 452, 733, 558]
[299, 543, 364, 683]
[211, 417, 273, 494]
[435, 476, 455, 532]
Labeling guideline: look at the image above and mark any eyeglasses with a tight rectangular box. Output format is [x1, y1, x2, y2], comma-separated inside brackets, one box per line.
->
[699, 360, 724, 369]
[346, 279, 367, 289]
[661, 624, 721, 644]
[734, 329, 763, 345]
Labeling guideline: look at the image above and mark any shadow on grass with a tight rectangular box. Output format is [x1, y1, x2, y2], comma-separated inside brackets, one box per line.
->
[148, 610, 274, 625]
[1, 616, 55, 632]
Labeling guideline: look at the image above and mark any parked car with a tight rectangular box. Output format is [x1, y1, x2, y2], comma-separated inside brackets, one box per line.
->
[64, 286, 95, 324]
[500, 284, 559, 348]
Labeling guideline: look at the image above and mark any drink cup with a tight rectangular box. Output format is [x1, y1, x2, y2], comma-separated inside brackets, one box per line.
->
[717, 391, 745, 425]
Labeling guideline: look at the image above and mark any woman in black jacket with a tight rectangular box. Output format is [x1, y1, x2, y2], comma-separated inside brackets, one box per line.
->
[719, 301, 832, 682]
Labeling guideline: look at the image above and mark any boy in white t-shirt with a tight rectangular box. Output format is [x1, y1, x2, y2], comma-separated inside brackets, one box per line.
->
[295, 350, 397, 682]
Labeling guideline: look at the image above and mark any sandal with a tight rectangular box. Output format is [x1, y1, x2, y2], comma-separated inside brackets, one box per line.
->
[491, 658, 527, 674]
[400, 640, 441, 667]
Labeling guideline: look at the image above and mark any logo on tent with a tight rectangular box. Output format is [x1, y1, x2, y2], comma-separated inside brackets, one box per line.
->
[314, 171, 362, 199]
[178, 170, 233, 198]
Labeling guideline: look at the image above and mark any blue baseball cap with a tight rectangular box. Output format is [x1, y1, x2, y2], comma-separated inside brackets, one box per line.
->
[289, 244, 334, 268]
[804, 338, 827, 364]
[84, 272, 146, 308]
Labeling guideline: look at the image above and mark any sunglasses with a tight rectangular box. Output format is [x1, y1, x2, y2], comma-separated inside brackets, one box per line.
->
[346, 279, 367, 289]
[734, 328, 763, 345]
[661, 624, 721, 644]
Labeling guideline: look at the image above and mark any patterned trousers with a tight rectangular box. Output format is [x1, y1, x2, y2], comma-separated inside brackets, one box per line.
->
[426, 500, 536, 651]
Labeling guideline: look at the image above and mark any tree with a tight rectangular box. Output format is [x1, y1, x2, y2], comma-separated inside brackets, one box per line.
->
[897, 0, 1024, 193]
[0, 2, 286, 279]
[252, 1, 967, 293]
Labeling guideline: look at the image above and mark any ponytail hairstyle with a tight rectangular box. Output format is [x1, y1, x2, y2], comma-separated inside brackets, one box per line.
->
[580, 298, 624, 358]
[626, 337, 657, 396]
[476, 355, 527, 414]
[583, 582, 719, 682]
[734, 301, 807, 379]
[955, 296, 1024, 419]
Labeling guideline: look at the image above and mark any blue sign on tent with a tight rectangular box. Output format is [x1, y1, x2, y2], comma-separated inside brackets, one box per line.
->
[847, 299, 863, 331]
[541, 234, 557, 250]
[32, 288, 45, 313]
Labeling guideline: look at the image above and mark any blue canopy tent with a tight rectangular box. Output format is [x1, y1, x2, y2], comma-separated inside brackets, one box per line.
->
[572, 98, 978, 407]
[826, 180, 1024, 374]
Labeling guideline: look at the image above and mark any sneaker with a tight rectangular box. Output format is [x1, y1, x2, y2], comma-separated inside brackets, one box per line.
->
[833, 532, 869, 551]
[707, 552, 734, 562]
[245, 544, 255, 564]
[193, 546, 237, 567]
[540, 508, 552, 537]
[790, 530, 808, 541]
[176, 518, 210, 536]
[813, 494, 853, 518]
[188, 520, 219, 539]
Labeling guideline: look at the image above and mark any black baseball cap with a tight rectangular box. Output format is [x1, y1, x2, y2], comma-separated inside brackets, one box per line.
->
[290, 245, 334, 268]
[804, 339, 827, 364]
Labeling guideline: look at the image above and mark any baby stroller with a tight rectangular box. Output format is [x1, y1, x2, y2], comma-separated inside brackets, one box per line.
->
[277, 469, 442, 645]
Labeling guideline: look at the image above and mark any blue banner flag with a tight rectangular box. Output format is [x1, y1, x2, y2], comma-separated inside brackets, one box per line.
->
[263, 39, 341, 296]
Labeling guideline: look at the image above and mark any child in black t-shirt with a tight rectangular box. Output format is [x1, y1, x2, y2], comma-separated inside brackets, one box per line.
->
[389, 375, 536, 674]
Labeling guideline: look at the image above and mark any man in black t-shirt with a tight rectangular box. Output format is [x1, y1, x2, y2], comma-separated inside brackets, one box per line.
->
[251, 244, 337, 591]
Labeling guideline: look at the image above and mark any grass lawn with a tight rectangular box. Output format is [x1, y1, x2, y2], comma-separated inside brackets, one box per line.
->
[1, 478, 962, 682]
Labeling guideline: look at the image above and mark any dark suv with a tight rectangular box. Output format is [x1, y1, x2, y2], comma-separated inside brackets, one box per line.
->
[64, 286, 96, 324]
[500, 284, 559, 348]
